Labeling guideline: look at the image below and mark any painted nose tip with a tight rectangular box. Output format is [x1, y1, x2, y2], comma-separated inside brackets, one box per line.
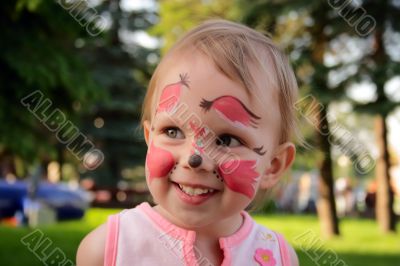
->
[188, 154, 202, 168]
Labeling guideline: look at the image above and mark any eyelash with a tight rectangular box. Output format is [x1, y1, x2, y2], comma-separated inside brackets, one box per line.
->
[216, 134, 244, 147]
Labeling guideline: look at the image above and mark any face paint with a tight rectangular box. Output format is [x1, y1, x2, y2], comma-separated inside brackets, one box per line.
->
[146, 142, 175, 183]
[189, 120, 207, 138]
[200, 96, 260, 128]
[157, 73, 190, 113]
[189, 120, 208, 155]
[192, 141, 205, 155]
[253, 146, 267, 156]
[217, 160, 259, 198]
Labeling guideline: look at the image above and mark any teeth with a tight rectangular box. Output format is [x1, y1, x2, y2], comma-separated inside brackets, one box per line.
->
[178, 184, 214, 196]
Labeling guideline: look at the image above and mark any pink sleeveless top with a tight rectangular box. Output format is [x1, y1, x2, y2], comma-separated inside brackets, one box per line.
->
[104, 202, 292, 266]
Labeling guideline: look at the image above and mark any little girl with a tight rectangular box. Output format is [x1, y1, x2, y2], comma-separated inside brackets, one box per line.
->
[77, 19, 299, 266]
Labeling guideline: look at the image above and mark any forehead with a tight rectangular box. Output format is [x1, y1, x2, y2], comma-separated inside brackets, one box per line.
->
[152, 50, 280, 134]
[155, 51, 252, 109]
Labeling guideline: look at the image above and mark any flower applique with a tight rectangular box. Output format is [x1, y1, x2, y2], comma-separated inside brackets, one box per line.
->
[254, 248, 276, 266]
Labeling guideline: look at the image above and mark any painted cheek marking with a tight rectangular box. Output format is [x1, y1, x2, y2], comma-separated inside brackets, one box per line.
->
[218, 160, 259, 198]
[145, 142, 175, 183]
[156, 73, 189, 113]
[200, 96, 260, 128]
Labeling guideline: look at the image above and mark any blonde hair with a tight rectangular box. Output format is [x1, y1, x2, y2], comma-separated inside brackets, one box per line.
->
[141, 19, 299, 144]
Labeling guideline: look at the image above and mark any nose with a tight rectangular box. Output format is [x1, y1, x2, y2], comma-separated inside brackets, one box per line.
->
[180, 124, 215, 172]
[184, 151, 215, 172]
[181, 134, 215, 172]
[188, 154, 202, 168]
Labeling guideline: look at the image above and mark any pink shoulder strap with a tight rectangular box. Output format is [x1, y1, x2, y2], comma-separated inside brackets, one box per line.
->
[275, 232, 291, 266]
[104, 214, 120, 266]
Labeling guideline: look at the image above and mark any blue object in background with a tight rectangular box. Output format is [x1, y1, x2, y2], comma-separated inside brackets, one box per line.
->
[0, 179, 90, 221]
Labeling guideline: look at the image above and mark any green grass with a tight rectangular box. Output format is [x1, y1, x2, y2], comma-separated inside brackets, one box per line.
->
[0, 208, 120, 266]
[253, 214, 400, 266]
[0, 209, 399, 266]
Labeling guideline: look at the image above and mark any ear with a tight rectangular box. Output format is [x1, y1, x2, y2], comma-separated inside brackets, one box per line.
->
[259, 142, 296, 189]
[143, 120, 151, 146]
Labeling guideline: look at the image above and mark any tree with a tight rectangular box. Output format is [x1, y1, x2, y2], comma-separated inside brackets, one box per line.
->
[241, 1, 352, 237]
[0, 0, 101, 177]
[76, 0, 157, 186]
[344, 0, 400, 232]
[242, 0, 400, 234]
[150, 0, 239, 54]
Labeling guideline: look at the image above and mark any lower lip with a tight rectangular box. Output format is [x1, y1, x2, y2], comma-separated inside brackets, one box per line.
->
[172, 182, 216, 205]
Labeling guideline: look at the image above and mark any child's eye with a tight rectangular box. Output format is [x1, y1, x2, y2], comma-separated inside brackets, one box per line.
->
[216, 134, 242, 147]
[163, 127, 184, 139]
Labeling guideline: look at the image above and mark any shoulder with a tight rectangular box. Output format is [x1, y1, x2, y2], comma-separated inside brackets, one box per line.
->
[75, 206, 145, 266]
[279, 235, 299, 266]
[273, 232, 299, 266]
[289, 243, 299, 266]
[76, 223, 107, 266]
[250, 221, 299, 266]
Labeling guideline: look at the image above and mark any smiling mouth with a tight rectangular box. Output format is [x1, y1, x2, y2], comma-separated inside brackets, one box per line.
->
[171, 181, 217, 196]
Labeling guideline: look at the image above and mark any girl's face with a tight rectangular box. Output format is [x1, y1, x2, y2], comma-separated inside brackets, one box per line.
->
[143, 51, 285, 231]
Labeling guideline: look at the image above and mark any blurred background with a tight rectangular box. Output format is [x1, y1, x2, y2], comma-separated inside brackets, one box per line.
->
[0, 0, 399, 265]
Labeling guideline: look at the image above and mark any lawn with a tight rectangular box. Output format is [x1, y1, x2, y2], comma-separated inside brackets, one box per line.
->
[0, 208, 399, 266]
[253, 214, 400, 266]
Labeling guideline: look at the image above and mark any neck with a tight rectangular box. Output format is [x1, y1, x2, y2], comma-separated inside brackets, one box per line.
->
[195, 213, 244, 240]
[152, 205, 245, 266]
[153, 205, 245, 240]
[193, 216, 243, 266]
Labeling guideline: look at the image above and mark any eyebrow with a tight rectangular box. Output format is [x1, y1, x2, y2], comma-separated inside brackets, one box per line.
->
[199, 95, 261, 128]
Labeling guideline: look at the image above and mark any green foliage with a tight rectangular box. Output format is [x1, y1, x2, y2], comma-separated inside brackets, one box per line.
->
[0, 0, 102, 163]
[239, 0, 400, 168]
[150, 0, 240, 54]
[76, 1, 157, 186]
[0, 0, 156, 186]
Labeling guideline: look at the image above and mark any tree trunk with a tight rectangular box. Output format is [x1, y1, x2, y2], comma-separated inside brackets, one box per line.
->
[57, 144, 64, 181]
[374, 114, 396, 232]
[316, 105, 340, 237]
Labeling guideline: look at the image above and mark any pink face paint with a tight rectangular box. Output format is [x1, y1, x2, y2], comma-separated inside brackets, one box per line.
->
[218, 160, 259, 198]
[157, 73, 189, 113]
[188, 120, 208, 154]
[146, 142, 175, 183]
[189, 120, 206, 138]
[200, 96, 260, 128]
[253, 146, 267, 156]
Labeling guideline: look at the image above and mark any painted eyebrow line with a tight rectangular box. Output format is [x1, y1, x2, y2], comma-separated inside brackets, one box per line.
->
[158, 72, 191, 96]
[164, 72, 190, 89]
[253, 146, 267, 156]
[178, 73, 190, 88]
[199, 95, 261, 120]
